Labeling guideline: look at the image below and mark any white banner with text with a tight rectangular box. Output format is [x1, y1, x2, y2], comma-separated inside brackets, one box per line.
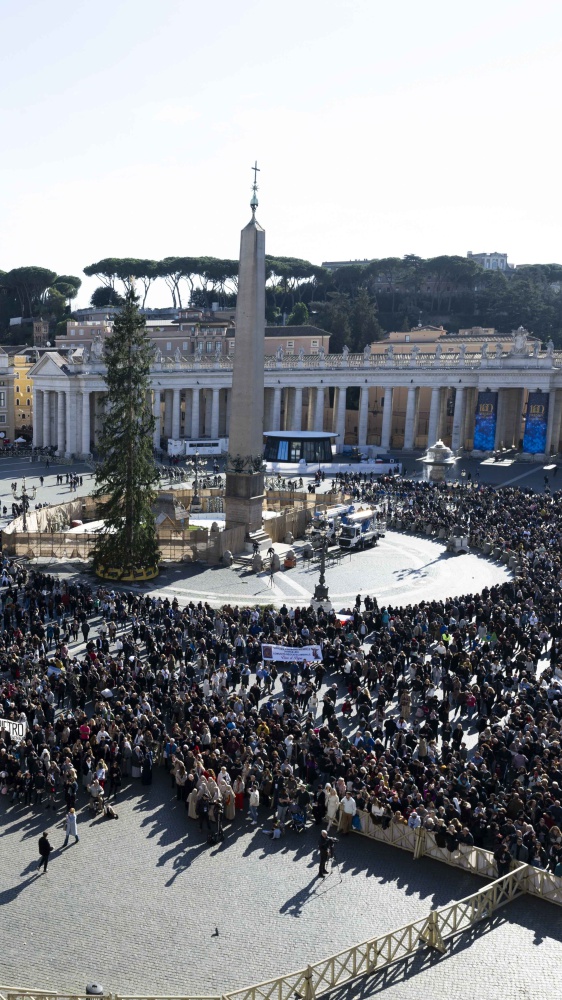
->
[261, 644, 322, 662]
[0, 717, 27, 740]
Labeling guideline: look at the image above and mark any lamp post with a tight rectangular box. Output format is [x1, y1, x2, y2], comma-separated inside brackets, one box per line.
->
[313, 531, 330, 605]
[12, 477, 37, 531]
[190, 450, 202, 513]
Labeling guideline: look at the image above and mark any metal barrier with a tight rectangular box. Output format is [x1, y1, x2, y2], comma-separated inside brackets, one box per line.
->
[219, 866, 527, 1000]
[352, 809, 562, 906]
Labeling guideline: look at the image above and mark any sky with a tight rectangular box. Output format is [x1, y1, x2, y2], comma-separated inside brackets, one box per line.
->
[1, 0, 562, 308]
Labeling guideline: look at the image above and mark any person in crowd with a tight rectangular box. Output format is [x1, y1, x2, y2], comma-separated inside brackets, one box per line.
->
[0, 473, 562, 882]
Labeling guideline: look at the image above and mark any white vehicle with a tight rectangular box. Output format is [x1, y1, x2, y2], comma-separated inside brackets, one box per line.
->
[338, 507, 383, 550]
[308, 505, 352, 547]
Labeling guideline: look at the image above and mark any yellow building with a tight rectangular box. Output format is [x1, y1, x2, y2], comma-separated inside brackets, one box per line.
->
[12, 353, 34, 438]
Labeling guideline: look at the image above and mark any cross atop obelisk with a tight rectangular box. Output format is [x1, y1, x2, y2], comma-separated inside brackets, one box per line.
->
[250, 161, 260, 215]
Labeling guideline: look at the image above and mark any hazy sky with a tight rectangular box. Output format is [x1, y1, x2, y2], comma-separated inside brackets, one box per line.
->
[1, 0, 562, 307]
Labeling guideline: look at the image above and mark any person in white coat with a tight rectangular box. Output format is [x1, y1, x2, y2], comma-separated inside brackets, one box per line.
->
[63, 807, 79, 846]
[326, 786, 341, 832]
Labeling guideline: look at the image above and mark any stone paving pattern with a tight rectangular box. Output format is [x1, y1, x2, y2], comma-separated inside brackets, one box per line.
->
[0, 771, 559, 997]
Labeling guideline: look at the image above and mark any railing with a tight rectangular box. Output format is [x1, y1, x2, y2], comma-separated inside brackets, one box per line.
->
[219, 866, 527, 1000]
[73, 349, 558, 376]
[353, 809, 562, 905]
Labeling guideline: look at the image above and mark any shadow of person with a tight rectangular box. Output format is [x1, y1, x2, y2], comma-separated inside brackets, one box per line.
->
[164, 841, 209, 886]
[279, 875, 319, 917]
[0, 872, 43, 905]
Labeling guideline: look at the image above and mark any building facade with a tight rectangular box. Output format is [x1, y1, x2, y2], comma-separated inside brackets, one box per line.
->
[55, 315, 330, 360]
[27, 327, 562, 460]
[467, 251, 512, 271]
[0, 349, 16, 446]
[11, 353, 34, 436]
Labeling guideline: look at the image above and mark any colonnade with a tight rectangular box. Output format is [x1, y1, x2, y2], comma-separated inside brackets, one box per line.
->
[263, 383, 470, 453]
[33, 387, 96, 457]
[29, 374, 562, 459]
[152, 387, 229, 448]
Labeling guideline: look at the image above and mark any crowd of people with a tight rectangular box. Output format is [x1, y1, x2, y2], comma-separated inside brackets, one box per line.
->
[1, 475, 562, 882]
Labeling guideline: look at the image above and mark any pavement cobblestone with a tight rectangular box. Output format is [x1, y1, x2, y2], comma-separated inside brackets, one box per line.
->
[0, 771, 559, 997]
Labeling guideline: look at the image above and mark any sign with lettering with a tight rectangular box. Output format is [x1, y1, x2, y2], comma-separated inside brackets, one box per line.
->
[473, 391, 498, 451]
[0, 717, 27, 740]
[523, 391, 549, 454]
[261, 644, 322, 662]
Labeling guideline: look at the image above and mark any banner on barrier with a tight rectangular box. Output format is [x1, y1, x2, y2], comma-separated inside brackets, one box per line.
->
[261, 644, 322, 662]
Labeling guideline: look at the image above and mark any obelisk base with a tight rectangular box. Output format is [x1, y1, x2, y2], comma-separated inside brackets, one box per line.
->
[224, 471, 265, 535]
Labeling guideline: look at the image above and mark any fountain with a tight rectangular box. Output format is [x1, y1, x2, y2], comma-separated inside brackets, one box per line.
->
[419, 439, 458, 482]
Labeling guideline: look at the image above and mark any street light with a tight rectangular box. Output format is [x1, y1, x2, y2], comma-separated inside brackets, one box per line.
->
[313, 531, 330, 605]
[190, 450, 202, 513]
[12, 477, 37, 531]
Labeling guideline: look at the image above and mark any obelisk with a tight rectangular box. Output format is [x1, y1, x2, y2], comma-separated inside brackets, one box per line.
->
[224, 164, 266, 536]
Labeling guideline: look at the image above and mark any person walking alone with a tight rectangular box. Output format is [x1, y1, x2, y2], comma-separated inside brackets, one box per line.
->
[37, 831, 52, 873]
[63, 807, 80, 847]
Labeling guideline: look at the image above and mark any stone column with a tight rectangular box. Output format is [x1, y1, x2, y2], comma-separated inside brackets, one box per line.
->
[191, 387, 200, 439]
[550, 389, 562, 455]
[225, 388, 231, 436]
[357, 386, 369, 446]
[56, 391, 65, 455]
[494, 389, 507, 451]
[94, 392, 104, 447]
[451, 386, 465, 452]
[65, 390, 78, 457]
[381, 387, 393, 450]
[289, 387, 303, 431]
[272, 387, 282, 431]
[545, 388, 557, 455]
[204, 390, 212, 436]
[33, 389, 43, 448]
[163, 389, 173, 438]
[305, 389, 313, 430]
[464, 388, 477, 450]
[42, 390, 51, 448]
[81, 390, 91, 455]
[263, 388, 273, 432]
[171, 389, 181, 439]
[403, 386, 417, 450]
[427, 387, 441, 445]
[182, 390, 191, 437]
[152, 391, 161, 449]
[314, 386, 325, 432]
[334, 386, 347, 453]
[211, 387, 220, 439]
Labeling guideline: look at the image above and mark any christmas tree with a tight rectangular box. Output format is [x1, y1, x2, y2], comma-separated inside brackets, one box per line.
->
[92, 286, 160, 577]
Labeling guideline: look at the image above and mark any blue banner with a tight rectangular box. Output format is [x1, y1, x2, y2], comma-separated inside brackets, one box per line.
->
[473, 391, 498, 451]
[523, 392, 549, 454]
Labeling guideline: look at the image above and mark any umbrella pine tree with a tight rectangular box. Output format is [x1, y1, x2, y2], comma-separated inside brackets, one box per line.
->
[92, 287, 160, 577]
